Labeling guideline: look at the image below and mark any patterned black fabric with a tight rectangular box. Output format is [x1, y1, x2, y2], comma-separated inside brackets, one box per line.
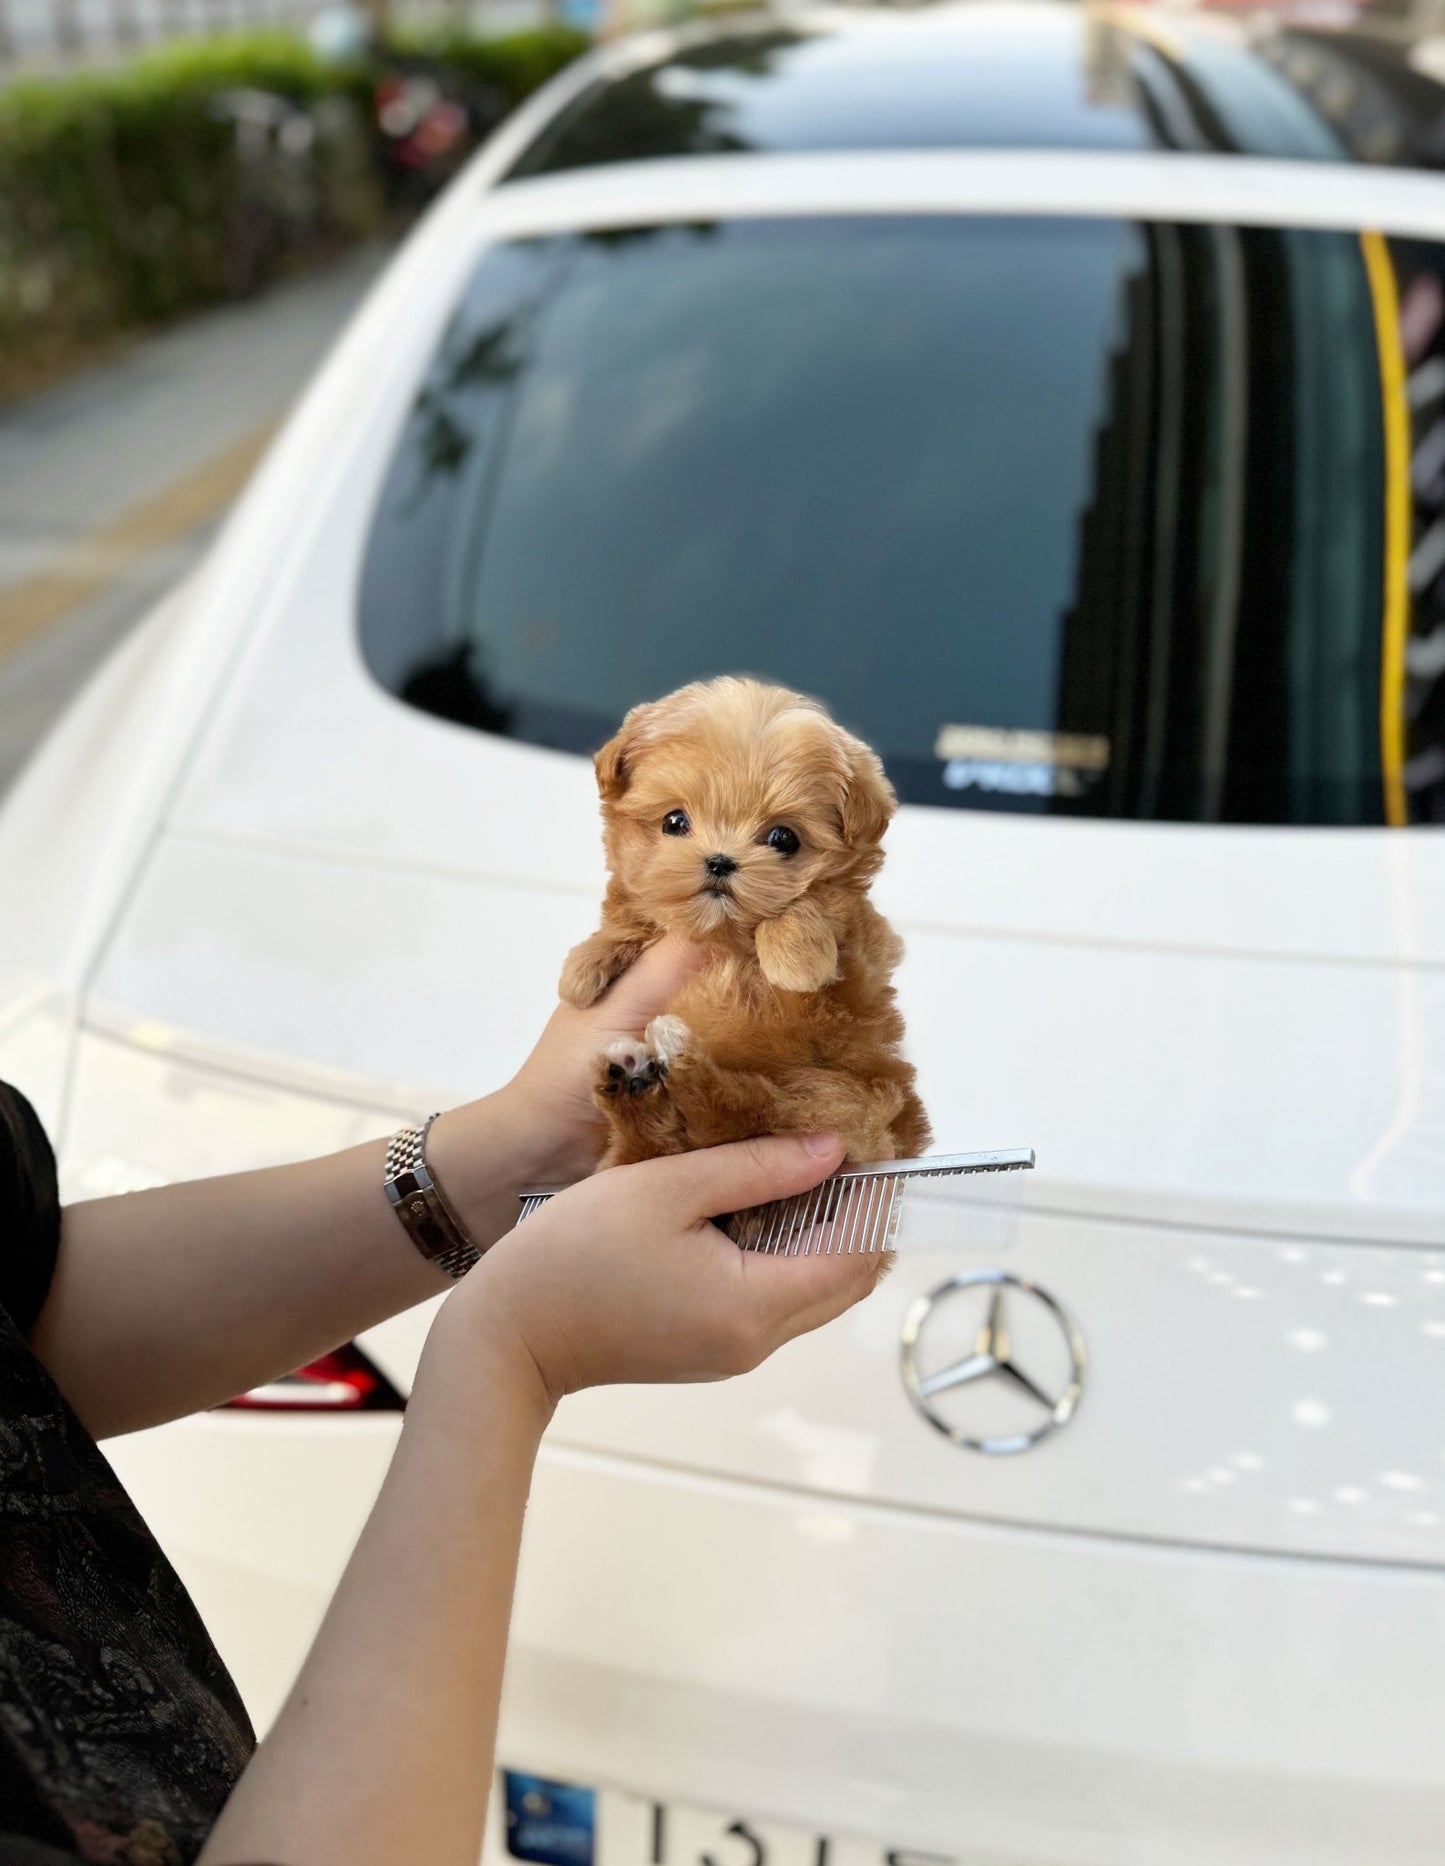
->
[0, 1091, 59, 1341]
[0, 1082, 255, 1864]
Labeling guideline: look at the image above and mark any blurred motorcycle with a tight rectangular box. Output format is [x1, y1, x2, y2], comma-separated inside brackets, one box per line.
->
[372, 56, 508, 214]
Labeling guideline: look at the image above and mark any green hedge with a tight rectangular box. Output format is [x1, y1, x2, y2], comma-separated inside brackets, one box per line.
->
[0, 26, 588, 400]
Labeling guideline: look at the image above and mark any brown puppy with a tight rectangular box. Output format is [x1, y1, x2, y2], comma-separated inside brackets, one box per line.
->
[561, 678, 932, 1170]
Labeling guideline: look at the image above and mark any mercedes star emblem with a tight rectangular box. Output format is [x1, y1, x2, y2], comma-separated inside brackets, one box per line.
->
[900, 1270, 1086, 1455]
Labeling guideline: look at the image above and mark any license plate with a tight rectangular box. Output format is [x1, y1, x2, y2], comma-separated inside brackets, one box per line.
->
[504, 1772, 598, 1866]
[500, 1770, 955, 1866]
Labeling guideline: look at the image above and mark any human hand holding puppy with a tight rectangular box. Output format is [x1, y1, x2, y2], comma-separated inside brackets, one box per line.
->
[495, 932, 708, 1189]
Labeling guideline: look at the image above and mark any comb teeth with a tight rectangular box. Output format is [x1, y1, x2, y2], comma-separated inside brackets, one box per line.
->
[517, 1149, 1035, 1255]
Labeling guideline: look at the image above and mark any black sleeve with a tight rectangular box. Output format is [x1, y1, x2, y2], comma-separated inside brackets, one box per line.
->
[0, 1083, 61, 1338]
[0, 1838, 87, 1864]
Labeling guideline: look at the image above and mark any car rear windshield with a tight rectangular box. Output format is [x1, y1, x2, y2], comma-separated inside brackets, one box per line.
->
[359, 214, 1445, 826]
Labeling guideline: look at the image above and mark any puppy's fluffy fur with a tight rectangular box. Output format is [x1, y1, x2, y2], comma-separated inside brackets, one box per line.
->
[561, 677, 931, 1170]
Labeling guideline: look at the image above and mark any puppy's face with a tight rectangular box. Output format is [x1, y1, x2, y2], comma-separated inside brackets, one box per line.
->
[593, 679, 895, 952]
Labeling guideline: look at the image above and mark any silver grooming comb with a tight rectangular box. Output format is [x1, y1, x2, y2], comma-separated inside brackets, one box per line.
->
[518, 1148, 1035, 1256]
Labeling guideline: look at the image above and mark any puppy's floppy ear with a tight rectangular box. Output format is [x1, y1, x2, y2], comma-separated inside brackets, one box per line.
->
[756, 899, 840, 993]
[838, 733, 897, 847]
[593, 701, 656, 802]
[594, 732, 631, 802]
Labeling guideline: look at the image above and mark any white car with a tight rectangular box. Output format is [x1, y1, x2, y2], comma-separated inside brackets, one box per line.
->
[3, 5, 1444, 1862]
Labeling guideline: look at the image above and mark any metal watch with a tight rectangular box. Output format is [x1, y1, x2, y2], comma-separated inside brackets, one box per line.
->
[383, 1114, 483, 1279]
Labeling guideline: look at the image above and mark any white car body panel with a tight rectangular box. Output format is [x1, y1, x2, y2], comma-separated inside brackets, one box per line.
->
[75, 1029, 1445, 1571]
[90, 820, 1445, 1236]
[467, 147, 1445, 244]
[3, 55, 1444, 1865]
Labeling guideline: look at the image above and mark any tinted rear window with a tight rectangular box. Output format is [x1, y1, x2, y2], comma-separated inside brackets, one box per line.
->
[360, 214, 1445, 827]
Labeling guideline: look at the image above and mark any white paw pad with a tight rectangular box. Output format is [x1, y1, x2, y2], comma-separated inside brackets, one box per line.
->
[598, 1037, 666, 1099]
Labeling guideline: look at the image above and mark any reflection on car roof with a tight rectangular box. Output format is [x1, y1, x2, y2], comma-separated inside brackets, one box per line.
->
[506, 1, 1445, 181]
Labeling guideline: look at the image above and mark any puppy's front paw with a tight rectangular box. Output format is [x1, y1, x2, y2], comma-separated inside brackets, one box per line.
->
[593, 1038, 669, 1106]
[561, 933, 631, 1009]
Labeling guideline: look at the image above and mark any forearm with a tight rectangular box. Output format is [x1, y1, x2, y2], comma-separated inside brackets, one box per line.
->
[200, 1125, 866, 1866]
[199, 1312, 552, 1866]
[33, 1092, 548, 1438]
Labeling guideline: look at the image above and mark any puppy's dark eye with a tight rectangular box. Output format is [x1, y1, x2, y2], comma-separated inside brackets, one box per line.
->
[662, 810, 691, 837]
[765, 825, 800, 857]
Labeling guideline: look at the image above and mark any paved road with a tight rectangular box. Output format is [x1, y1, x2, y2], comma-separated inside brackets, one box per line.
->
[0, 244, 390, 796]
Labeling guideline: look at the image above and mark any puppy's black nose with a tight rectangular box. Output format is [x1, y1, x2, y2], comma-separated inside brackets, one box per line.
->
[704, 853, 739, 879]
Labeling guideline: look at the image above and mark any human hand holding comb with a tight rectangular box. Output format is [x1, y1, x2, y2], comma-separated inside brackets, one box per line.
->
[450, 1130, 879, 1406]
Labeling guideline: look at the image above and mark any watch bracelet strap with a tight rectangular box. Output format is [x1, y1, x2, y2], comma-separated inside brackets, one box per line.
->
[383, 1114, 483, 1279]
